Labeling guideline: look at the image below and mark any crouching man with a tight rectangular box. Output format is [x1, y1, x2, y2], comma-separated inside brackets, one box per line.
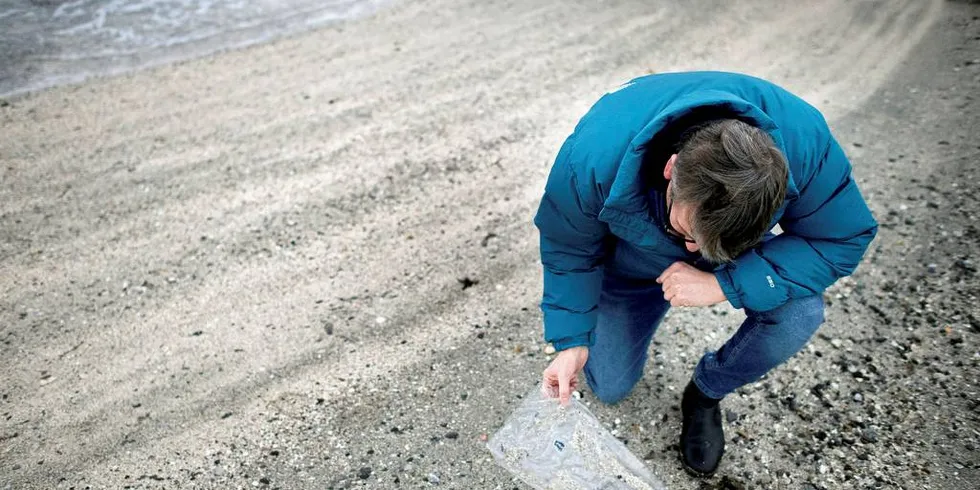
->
[535, 71, 877, 476]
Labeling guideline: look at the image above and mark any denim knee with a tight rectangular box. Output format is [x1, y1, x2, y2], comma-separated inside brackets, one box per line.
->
[695, 295, 825, 399]
[755, 294, 825, 328]
[584, 362, 641, 405]
[747, 295, 825, 364]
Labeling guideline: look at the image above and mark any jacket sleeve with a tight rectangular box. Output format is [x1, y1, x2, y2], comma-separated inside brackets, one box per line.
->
[533, 136, 609, 350]
[714, 137, 878, 312]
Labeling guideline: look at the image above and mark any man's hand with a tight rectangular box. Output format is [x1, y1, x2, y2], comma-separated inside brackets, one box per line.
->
[542, 346, 589, 406]
[656, 261, 727, 307]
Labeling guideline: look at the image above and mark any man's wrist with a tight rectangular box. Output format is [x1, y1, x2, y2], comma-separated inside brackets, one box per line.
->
[713, 269, 742, 309]
[708, 275, 727, 304]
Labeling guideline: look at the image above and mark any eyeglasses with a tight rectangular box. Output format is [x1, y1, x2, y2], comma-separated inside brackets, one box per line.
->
[665, 184, 696, 244]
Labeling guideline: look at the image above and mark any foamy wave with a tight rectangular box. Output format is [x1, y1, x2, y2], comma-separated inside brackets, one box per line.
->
[0, 0, 392, 98]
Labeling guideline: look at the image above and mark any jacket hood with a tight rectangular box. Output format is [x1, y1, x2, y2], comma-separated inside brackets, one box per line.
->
[603, 89, 801, 215]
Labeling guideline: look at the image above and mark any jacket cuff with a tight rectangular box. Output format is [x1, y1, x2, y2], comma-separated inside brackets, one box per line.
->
[714, 268, 744, 310]
[542, 302, 599, 346]
[550, 331, 596, 351]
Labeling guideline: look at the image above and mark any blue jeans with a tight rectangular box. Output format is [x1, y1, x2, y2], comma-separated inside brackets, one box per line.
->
[583, 273, 825, 403]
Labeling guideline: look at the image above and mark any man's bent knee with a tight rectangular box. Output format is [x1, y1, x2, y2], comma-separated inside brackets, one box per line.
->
[754, 294, 825, 328]
[584, 363, 640, 405]
[748, 295, 825, 368]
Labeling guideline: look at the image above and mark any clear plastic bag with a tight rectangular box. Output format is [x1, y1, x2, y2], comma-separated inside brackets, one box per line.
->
[488, 386, 668, 490]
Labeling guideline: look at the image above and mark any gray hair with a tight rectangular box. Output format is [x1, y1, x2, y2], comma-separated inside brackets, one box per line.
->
[672, 119, 788, 263]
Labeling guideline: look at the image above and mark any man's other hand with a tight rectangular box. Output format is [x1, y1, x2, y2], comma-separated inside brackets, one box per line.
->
[541, 346, 589, 406]
[656, 261, 727, 307]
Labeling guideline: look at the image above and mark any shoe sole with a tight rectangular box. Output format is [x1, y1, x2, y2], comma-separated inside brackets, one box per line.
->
[678, 445, 721, 478]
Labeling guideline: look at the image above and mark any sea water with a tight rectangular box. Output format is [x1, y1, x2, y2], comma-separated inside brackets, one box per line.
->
[0, 0, 391, 97]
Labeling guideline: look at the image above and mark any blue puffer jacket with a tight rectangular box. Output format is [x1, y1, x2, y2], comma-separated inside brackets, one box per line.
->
[534, 71, 878, 350]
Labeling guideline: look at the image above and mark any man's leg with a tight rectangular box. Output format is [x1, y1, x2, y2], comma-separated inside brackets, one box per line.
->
[583, 274, 670, 405]
[694, 294, 826, 398]
[681, 294, 825, 476]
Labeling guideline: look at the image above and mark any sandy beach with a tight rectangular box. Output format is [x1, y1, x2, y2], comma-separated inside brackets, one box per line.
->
[1, 0, 978, 488]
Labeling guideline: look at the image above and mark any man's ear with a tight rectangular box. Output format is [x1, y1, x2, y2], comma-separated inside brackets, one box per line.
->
[663, 154, 678, 180]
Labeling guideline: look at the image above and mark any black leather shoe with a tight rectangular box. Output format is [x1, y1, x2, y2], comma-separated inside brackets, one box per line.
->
[680, 381, 724, 476]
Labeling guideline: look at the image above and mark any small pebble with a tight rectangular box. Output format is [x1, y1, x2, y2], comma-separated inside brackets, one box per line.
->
[358, 467, 372, 479]
[787, 397, 800, 411]
[927, 263, 938, 274]
[725, 410, 739, 423]
[427, 472, 441, 484]
[544, 344, 556, 355]
[862, 428, 879, 444]
[853, 392, 864, 403]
